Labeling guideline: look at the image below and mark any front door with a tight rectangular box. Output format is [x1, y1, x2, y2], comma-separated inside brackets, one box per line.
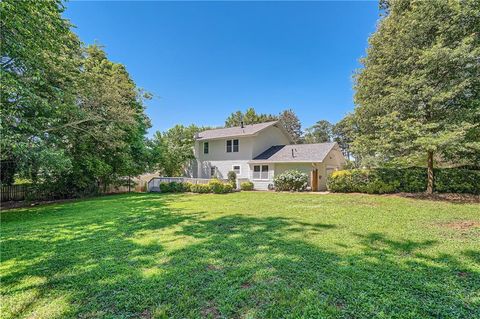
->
[311, 168, 318, 191]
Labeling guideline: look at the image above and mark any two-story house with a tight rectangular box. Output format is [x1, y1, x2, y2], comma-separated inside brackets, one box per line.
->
[191, 121, 345, 190]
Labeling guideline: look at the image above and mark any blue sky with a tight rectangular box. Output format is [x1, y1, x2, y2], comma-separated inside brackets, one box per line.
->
[64, 1, 380, 135]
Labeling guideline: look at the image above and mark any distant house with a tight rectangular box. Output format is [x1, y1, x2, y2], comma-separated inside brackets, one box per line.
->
[191, 121, 345, 191]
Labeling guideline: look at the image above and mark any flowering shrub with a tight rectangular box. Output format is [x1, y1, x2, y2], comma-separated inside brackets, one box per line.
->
[273, 170, 308, 192]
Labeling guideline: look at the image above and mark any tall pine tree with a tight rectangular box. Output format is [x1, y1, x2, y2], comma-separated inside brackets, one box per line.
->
[353, 0, 480, 193]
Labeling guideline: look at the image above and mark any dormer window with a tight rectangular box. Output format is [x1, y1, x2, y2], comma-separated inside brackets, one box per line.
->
[203, 142, 209, 154]
[226, 139, 239, 153]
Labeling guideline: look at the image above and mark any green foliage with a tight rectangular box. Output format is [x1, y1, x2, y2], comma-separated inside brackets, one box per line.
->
[1, 1, 151, 194]
[224, 107, 277, 127]
[150, 124, 204, 177]
[435, 169, 480, 194]
[159, 181, 192, 193]
[278, 109, 302, 143]
[304, 120, 333, 143]
[353, 0, 480, 177]
[190, 183, 212, 194]
[224, 108, 302, 143]
[240, 181, 254, 191]
[227, 171, 237, 189]
[274, 170, 308, 192]
[328, 168, 479, 194]
[208, 179, 234, 194]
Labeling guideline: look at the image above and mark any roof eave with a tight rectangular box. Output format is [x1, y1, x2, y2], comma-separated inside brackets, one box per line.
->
[248, 160, 324, 164]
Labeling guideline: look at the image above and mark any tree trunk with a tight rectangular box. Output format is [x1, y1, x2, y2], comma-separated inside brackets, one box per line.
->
[426, 151, 434, 194]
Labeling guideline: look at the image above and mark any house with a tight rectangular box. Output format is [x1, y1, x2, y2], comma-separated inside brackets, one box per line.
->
[191, 121, 346, 191]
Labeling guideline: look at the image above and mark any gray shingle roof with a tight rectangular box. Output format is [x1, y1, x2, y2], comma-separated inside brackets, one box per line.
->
[251, 143, 337, 163]
[196, 121, 279, 140]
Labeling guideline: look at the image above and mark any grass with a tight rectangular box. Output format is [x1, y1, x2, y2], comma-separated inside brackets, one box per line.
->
[1, 192, 479, 319]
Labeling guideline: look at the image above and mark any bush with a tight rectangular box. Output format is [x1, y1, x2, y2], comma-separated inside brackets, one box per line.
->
[227, 171, 237, 189]
[362, 179, 399, 194]
[327, 168, 479, 194]
[159, 182, 172, 193]
[240, 181, 254, 191]
[208, 179, 234, 194]
[274, 170, 308, 192]
[435, 168, 480, 194]
[183, 182, 193, 192]
[159, 181, 191, 193]
[221, 184, 234, 193]
[190, 183, 211, 193]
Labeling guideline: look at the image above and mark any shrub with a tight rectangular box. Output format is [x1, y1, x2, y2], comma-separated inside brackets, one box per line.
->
[327, 170, 367, 193]
[435, 168, 480, 194]
[190, 183, 211, 193]
[361, 179, 399, 194]
[327, 168, 479, 194]
[240, 181, 254, 191]
[159, 181, 192, 193]
[227, 171, 237, 189]
[182, 182, 193, 192]
[274, 170, 308, 192]
[159, 182, 172, 193]
[208, 179, 233, 194]
[221, 184, 234, 193]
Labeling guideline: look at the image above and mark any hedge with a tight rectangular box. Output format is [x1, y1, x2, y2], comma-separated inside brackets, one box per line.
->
[159, 180, 234, 194]
[208, 179, 234, 194]
[159, 181, 191, 193]
[274, 170, 308, 192]
[327, 168, 480, 194]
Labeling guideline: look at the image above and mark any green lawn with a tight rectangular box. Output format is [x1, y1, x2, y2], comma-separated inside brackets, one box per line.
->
[1, 192, 479, 319]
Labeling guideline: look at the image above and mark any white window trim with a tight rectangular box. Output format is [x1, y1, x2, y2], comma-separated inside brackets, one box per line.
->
[252, 164, 269, 180]
[232, 165, 241, 176]
[226, 139, 239, 153]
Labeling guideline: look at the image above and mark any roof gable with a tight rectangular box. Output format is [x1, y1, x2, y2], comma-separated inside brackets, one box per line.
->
[196, 121, 292, 142]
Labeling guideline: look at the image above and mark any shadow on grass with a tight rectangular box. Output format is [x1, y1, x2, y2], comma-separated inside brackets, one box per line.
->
[1, 193, 478, 318]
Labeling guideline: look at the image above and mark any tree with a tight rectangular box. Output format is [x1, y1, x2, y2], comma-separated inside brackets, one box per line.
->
[151, 125, 203, 177]
[304, 120, 333, 143]
[332, 114, 357, 160]
[1, 0, 80, 185]
[0, 0, 152, 193]
[278, 109, 302, 144]
[224, 107, 277, 127]
[224, 107, 303, 143]
[64, 45, 151, 191]
[353, 0, 480, 193]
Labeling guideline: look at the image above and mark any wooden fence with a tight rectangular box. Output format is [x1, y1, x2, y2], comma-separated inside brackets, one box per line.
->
[0, 183, 137, 203]
[1, 185, 29, 202]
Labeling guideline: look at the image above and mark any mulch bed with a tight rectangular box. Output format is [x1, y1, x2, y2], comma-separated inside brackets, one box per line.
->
[395, 193, 480, 204]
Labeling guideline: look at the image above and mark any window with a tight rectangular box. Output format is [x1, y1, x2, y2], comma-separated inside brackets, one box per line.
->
[253, 165, 268, 180]
[226, 139, 239, 152]
[233, 165, 241, 175]
[210, 166, 216, 177]
[233, 139, 239, 152]
[203, 142, 209, 154]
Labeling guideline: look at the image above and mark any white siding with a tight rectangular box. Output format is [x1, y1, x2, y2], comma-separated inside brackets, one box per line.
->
[251, 126, 291, 158]
[248, 163, 275, 190]
[197, 160, 250, 179]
